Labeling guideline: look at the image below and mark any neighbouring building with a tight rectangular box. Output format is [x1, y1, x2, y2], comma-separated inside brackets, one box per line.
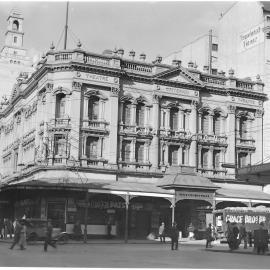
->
[0, 43, 269, 240]
[0, 10, 34, 100]
[217, 1, 270, 162]
[164, 31, 219, 75]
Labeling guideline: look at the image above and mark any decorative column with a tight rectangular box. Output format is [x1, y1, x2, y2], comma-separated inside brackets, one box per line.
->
[83, 96, 89, 127]
[253, 109, 263, 164]
[100, 99, 106, 121]
[165, 108, 170, 130]
[236, 117, 240, 138]
[208, 113, 214, 135]
[185, 145, 190, 165]
[178, 109, 184, 131]
[164, 143, 169, 165]
[185, 111, 190, 132]
[225, 105, 236, 177]
[108, 87, 120, 166]
[145, 140, 150, 163]
[220, 116, 226, 136]
[145, 106, 150, 127]
[198, 145, 202, 168]
[131, 138, 136, 162]
[198, 113, 202, 133]
[119, 101, 124, 124]
[189, 101, 198, 167]
[150, 94, 161, 169]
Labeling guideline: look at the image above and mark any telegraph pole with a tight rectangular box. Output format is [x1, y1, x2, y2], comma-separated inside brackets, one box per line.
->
[64, 2, 69, 50]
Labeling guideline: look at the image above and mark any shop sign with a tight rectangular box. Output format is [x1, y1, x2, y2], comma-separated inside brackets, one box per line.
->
[15, 199, 38, 207]
[161, 86, 193, 97]
[225, 214, 267, 224]
[232, 97, 257, 106]
[76, 200, 143, 210]
[239, 23, 264, 52]
[75, 71, 119, 84]
[176, 191, 213, 202]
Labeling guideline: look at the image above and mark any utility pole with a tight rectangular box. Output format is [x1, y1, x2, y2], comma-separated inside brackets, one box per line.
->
[208, 29, 213, 75]
[64, 1, 69, 50]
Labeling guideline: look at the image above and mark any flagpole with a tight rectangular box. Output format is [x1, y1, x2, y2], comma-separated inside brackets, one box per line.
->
[64, 1, 69, 50]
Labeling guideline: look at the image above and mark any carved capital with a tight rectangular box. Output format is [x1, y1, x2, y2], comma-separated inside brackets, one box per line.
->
[191, 100, 199, 109]
[110, 87, 120, 97]
[45, 83, 53, 93]
[152, 93, 162, 104]
[255, 109, 264, 118]
[72, 81, 82, 91]
[227, 105, 236, 114]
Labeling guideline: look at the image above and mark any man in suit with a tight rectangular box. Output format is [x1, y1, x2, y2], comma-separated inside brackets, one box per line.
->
[170, 222, 179, 250]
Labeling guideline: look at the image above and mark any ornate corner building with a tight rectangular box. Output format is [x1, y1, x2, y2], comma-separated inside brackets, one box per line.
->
[0, 43, 268, 240]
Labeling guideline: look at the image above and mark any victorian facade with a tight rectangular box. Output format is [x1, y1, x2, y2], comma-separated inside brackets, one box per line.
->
[0, 44, 268, 239]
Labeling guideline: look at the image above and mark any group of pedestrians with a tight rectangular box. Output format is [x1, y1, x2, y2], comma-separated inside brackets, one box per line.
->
[158, 221, 179, 250]
[0, 218, 14, 239]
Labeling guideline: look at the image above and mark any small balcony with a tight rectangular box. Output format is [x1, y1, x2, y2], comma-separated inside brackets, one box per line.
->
[197, 167, 227, 178]
[119, 124, 153, 137]
[82, 119, 109, 134]
[159, 129, 192, 141]
[236, 137, 256, 151]
[197, 133, 227, 146]
[49, 118, 71, 131]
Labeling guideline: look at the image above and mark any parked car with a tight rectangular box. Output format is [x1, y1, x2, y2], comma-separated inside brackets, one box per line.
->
[24, 218, 69, 244]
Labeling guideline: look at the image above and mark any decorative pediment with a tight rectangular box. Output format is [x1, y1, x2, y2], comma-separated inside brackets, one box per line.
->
[120, 93, 135, 103]
[198, 103, 213, 114]
[154, 66, 204, 86]
[134, 95, 150, 106]
[85, 89, 108, 100]
[52, 86, 71, 96]
[213, 107, 227, 117]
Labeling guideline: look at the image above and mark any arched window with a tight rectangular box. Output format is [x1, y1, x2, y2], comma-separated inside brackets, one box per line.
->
[86, 137, 98, 159]
[55, 93, 66, 118]
[239, 117, 248, 139]
[123, 102, 132, 125]
[170, 108, 178, 130]
[54, 135, 66, 156]
[12, 20, 19, 31]
[213, 114, 221, 135]
[202, 113, 209, 134]
[213, 150, 220, 169]
[136, 103, 145, 126]
[88, 96, 99, 120]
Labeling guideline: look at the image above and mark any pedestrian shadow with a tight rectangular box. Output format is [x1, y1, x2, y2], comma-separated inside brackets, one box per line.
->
[204, 248, 270, 256]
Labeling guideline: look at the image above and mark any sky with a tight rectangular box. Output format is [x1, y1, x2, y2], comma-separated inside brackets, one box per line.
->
[0, 1, 234, 61]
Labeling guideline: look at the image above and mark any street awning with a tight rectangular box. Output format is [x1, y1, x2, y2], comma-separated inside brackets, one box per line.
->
[158, 173, 219, 190]
[0, 178, 174, 199]
[215, 188, 270, 203]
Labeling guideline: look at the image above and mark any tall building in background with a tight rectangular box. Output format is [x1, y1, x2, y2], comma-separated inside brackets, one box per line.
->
[0, 9, 34, 100]
[164, 31, 219, 75]
[217, 1, 270, 162]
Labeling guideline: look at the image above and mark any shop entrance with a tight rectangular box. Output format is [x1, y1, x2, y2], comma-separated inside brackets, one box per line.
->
[47, 201, 66, 230]
[175, 199, 212, 238]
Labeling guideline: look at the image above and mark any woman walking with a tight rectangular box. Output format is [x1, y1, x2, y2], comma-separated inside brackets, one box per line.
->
[159, 222, 166, 243]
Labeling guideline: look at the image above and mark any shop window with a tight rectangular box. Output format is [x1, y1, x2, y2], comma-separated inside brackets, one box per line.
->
[170, 108, 178, 130]
[135, 142, 145, 163]
[122, 141, 131, 162]
[86, 137, 99, 159]
[213, 114, 221, 135]
[213, 150, 220, 169]
[55, 93, 66, 118]
[88, 96, 99, 120]
[54, 135, 66, 156]
[169, 145, 179, 166]
[202, 149, 208, 168]
[202, 113, 209, 134]
[212, 43, 218, 51]
[136, 103, 145, 126]
[123, 102, 132, 125]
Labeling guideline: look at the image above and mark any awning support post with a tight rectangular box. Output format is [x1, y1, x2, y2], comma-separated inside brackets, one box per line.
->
[171, 197, 176, 226]
[124, 194, 129, 244]
[84, 191, 89, 243]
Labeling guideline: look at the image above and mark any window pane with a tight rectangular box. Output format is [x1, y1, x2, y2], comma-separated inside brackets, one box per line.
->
[124, 103, 132, 125]
[54, 135, 66, 156]
[86, 137, 98, 159]
[202, 150, 208, 167]
[170, 108, 178, 130]
[88, 97, 99, 120]
[214, 151, 220, 169]
[202, 114, 209, 134]
[213, 115, 221, 135]
[135, 142, 144, 162]
[169, 146, 178, 165]
[56, 94, 66, 118]
[136, 104, 145, 126]
[240, 118, 247, 139]
[122, 142, 131, 162]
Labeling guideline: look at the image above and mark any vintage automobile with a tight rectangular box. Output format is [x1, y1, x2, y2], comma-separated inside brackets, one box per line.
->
[24, 218, 69, 244]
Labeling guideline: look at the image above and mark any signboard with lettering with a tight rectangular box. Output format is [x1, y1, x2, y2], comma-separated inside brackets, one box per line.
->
[76, 200, 143, 210]
[225, 213, 267, 224]
[239, 23, 264, 52]
[75, 71, 119, 84]
[160, 86, 196, 98]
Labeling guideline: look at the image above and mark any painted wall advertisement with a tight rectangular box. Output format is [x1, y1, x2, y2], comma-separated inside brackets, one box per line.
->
[239, 23, 264, 52]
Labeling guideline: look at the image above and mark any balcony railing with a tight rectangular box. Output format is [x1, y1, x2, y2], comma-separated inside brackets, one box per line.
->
[119, 124, 153, 136]
[50, 117, 71, 127]
[159, 129, 192, 140]
[84, 55, 111, 66]
[201, 75, 226, 86]
[236, 137, 255, 148]
[236, 80, 254, 91]
[122, 62, 153, 74]
[197, 133, 227, 145]
[119, 160, 151, 170]
[83, 119, 109, 131]
[197, 167, 227, 178]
